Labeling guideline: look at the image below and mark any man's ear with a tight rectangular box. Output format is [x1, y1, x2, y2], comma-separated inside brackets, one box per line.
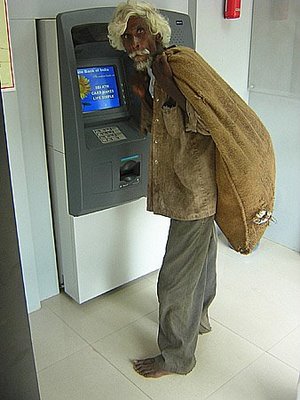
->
[155, 33, 162, 43]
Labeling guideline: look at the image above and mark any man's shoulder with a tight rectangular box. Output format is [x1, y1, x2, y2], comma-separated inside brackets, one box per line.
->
[165, 46, 202, 65]
[165, 45, 195, 55]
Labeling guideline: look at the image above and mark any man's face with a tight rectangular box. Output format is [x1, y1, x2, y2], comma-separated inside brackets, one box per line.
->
[121, 16, 161, 71]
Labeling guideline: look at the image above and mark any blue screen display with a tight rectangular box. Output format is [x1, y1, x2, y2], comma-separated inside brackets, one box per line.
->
[77, 65, 121, 113]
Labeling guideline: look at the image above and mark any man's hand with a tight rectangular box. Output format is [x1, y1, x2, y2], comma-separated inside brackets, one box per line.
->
[152, 52, 186, 111]
[130, 70, 150, 99]
[152, 53, 173, 91]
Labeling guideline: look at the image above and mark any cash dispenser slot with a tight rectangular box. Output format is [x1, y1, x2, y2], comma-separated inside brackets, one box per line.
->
[120, 155, 141, 188]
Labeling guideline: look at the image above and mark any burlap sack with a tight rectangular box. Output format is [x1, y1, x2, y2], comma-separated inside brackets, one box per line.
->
[166, 46, 276, 254]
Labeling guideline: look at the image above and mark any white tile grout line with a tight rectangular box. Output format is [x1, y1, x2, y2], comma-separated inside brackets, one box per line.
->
[35, 346, 90, 374]
[265, 353, 300, 373]
[265, 323, 300, 371]
[41, 296, 158, 344]
[203, 351, 297, 400]
[31, 302, 159, 375]
[210, 317, 300, 354]
[89, 345, 154, 400]
[266, 323, 300, 350]
[36, 344, 153, 399]
[209, 318, 268, 351]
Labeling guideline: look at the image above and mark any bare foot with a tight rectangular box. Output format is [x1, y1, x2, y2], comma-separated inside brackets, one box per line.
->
[133, 357, 173, 378]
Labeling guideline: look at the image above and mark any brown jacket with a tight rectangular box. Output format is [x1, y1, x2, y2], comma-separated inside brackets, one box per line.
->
[142, 84, 217, 221]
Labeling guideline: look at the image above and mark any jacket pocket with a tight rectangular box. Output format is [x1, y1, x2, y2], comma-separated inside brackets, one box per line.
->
[162, 105, 184, 139]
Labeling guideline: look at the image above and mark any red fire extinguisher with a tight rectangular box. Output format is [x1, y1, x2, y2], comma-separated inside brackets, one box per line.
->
[224, 0, 241, 19]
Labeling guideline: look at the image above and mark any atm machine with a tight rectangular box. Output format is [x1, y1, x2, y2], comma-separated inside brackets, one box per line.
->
[37, 7, 193, 303]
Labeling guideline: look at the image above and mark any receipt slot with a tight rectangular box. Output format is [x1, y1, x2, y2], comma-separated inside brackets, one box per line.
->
[37, 8, 193, 303]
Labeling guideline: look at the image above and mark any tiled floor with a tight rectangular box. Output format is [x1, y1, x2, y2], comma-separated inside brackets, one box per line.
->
[29, 234, 300, 400]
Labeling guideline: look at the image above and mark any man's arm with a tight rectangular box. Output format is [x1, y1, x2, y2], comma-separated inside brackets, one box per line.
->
[130, 70, 153, 111]
[129, 70, 153, 135]
[152, 53, 186, 111]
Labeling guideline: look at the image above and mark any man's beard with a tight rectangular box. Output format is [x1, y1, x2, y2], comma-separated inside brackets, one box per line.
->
[129, 49, 153, 71]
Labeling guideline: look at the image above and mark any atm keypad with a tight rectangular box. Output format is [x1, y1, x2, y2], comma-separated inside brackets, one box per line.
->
[93, 127, 127, 144]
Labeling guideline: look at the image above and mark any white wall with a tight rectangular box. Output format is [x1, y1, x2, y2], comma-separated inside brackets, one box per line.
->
[8, 0, 188, 19]
[4, 19, 59, 313]
[4, 0, 254, 313]
[195, 1, 254, 101]
[248, 0, 300, 252]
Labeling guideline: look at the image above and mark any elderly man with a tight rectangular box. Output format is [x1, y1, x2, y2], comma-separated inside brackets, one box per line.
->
[108, 0, 218, 378]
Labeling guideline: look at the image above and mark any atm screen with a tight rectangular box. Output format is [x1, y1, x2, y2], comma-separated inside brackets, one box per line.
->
[77, 65, 121, 113]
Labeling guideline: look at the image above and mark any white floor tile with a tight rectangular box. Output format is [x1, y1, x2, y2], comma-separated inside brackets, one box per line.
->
[29, 307, 88, 371]
[93, 315, 263, 400]
[210, 238, 300, 349]
[43, 278, 158, 344]
[38, 347, 150, 400]
[269, 325, 300, 370]
[206, 353, 299, 400]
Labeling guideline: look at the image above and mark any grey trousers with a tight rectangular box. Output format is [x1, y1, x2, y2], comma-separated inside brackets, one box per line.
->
[156, 216, 217, 374]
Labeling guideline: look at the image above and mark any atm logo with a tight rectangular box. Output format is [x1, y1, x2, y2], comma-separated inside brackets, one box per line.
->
[78, 75, 91, 99]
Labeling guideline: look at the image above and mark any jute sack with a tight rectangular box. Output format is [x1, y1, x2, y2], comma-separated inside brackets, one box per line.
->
[166, 46, 276, 254]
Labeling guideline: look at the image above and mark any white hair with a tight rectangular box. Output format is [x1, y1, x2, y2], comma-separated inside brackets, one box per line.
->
[108, 0, 171, 51]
